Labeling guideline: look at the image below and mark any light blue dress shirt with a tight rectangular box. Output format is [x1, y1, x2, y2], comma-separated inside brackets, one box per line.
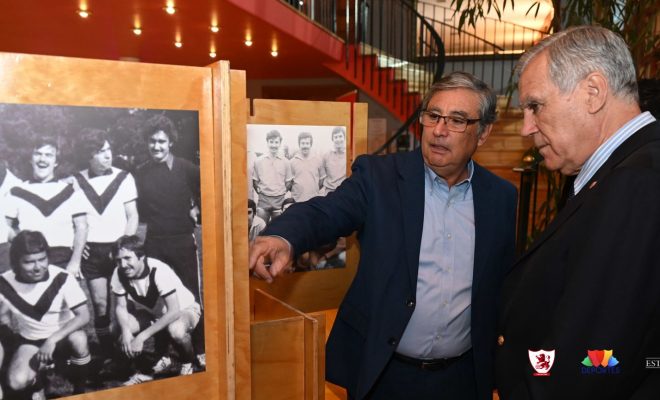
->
[396, 161, 475, 359]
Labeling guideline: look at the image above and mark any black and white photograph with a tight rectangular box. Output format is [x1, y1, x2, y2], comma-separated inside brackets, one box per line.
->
[247, 123, 348, 272]
[0, 103, 205, 399]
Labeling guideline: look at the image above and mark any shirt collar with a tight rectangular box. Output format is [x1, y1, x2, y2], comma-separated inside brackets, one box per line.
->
[574, 111, 656, 194]
[27, 176, 56, 184]
[88, 167, 113, 178]
[424, 159, 474, 187]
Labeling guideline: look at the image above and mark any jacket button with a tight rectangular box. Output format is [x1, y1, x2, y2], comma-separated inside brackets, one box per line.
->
[387, 338, 398, 346]
[497, 335, 504, 346]
[406, 299, 415, 307]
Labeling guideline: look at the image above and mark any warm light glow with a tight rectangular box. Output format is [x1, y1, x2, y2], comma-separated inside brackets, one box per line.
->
[175, 41, 183, 48]
[271, 50, 278, 57]
[133, 27, 142, 35]
[164, 5, 176, 14]
[210, 25, 220, 33]
[245, 39, 253, 47]
[77, 9, 90, 18]
[209, 51, 217, 58]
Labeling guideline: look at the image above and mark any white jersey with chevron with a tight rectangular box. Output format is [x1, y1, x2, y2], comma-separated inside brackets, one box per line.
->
[5, 180, 89, 248]
[76, 167, 137, 243]
[111, 257, 196, 317]
[0, 265, 87, 340]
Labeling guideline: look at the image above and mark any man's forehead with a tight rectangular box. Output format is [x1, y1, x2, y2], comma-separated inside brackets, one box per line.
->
[150, 131, 170, 140]
[21, 251, 48, 260]
[427, 89, 480, 115]
[117, 248, 136, 256]
[33, 144, 57, 153]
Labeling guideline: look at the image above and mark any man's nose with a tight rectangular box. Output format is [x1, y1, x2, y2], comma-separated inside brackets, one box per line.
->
[432, 119, 450, 136]
[521, 113, 538, 137]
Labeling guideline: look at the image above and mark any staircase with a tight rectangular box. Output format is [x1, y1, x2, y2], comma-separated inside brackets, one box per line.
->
[324, 44, 426, 122]
[323, 0, 445, 125]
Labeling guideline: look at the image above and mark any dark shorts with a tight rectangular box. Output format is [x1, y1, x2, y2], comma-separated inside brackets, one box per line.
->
[81, 242, 115, 280]
[16, 335, 47, 348]
[48, 246, 73, 268]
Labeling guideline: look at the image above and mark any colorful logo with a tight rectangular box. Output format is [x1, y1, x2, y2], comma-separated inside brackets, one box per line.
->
[528, 349, 555, 376]
[580, 350, 621, 374]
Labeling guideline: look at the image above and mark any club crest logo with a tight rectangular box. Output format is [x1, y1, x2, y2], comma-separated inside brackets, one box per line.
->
[528, 349, 555, 376]
[580, 350, 621, 374]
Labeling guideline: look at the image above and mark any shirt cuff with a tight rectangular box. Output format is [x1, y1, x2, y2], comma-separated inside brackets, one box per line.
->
[267, 235, 294, 257]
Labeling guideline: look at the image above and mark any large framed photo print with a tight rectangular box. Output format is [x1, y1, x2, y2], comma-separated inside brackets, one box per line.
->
[0, 54, 223, 400]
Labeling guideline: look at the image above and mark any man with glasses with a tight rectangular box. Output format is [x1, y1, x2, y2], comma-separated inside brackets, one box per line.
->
[249, 71, 517, 400]
[497, 26, 660, 399]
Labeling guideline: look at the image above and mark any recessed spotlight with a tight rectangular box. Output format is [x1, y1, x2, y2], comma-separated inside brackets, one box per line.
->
[164, 6, 176, 14]
[133, 27, 142, 35]
[298, 0, 304, 5]
[210, 25, 220, 33]
[209, 51, 217, 58]
[245, 39, 253, 47]
[175, 41, 183, 48]
[271, 50, 278, 57]
[77, 9, 90, 18]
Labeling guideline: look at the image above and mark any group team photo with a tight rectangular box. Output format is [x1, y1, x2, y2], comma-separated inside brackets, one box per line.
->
[0, 104, 205, 399]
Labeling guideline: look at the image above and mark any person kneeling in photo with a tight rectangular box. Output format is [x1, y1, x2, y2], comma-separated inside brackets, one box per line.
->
[111, 235, 201, 386]
[0, 230, 91, 399]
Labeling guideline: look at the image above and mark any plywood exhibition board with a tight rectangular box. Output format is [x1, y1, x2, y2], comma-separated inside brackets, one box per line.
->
[227, 70, 368, 399]
[251, 290, 325, 400]
[0, 53, 225, 400]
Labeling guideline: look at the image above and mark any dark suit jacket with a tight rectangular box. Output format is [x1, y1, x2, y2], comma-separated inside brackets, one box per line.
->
[264, 148, 517, 399]
[496, 120, 660, 399]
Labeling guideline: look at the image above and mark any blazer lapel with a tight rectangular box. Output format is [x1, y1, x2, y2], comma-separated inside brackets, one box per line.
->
[396, 149, 425, 290]
[471, 163, 494, 295]
[515, 120, 660, 267]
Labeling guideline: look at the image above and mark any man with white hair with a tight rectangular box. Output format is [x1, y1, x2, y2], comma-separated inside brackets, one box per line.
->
[497, 25, 660, 398]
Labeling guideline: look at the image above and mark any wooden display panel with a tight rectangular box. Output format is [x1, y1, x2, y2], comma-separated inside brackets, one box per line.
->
[228, 70, 368, 399]
[0, 53, 224, 400]
[251, 290, 326, 400]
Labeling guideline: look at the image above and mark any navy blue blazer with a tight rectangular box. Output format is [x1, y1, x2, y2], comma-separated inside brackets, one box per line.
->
[264, 148, 517, 399]
[496, 121, 660, 399]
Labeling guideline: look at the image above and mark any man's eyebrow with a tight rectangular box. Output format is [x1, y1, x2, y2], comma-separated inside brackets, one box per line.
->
[448, 110, 470, 118]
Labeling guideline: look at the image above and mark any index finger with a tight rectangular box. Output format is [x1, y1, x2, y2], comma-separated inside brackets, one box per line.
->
[248, 236, 292, 283]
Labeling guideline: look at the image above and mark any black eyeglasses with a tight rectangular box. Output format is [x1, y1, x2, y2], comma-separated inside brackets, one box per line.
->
[419, 110, 480, 132]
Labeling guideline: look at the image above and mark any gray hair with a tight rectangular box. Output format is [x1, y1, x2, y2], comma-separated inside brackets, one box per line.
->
[516, 25, 638, 103]
[421, 71, 497, 135]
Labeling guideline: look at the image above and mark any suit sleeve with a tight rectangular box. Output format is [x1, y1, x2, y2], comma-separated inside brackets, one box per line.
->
[262, 155, 372, 255]
[519, 168, 660, 399]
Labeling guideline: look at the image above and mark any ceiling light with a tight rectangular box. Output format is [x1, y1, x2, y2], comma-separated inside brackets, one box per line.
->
[77, 9, 90, 18]
[209, 51, 217, 58]
[164, 6, 176, 14]
[133, 27, 142, 36]
[271, 50, 278, 57]
[210, 25, 220, 33]
[298, 0, 304, 5]
[175, 41, 183, 48]
[245, 39, 253, 47]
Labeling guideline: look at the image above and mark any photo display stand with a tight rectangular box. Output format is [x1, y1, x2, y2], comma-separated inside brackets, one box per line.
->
[228, 70, 367, 400]
[0, 53, 227, 400]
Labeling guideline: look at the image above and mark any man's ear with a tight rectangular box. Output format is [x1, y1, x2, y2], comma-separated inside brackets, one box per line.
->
[477, 124, 493, 146]
[584, 72, 608, 114]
